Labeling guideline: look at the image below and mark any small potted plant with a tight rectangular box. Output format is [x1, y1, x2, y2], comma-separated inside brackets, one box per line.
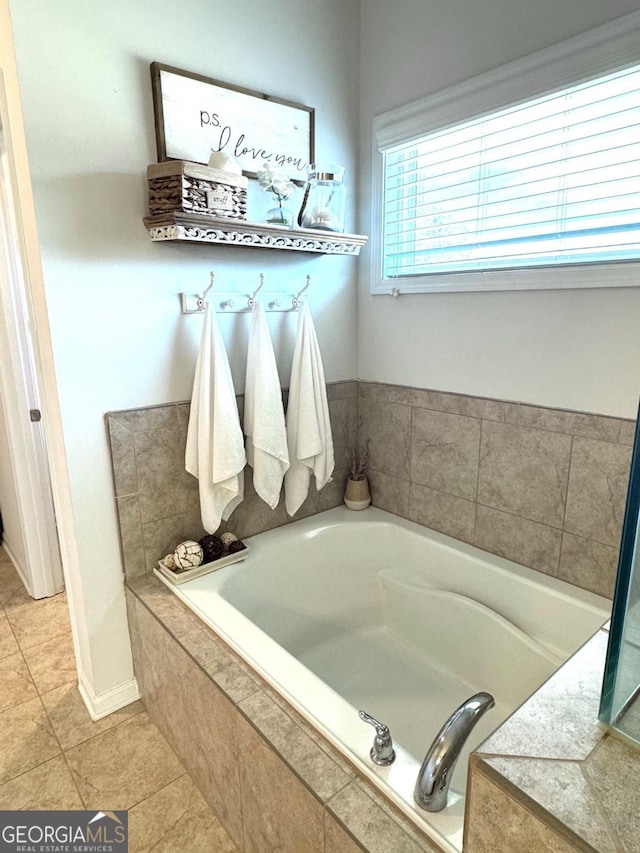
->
[344, 441, 371, 510]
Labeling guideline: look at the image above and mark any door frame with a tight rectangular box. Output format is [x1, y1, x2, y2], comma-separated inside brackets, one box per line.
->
[0, 81, 64, 598]
[0, 75, 63, 597]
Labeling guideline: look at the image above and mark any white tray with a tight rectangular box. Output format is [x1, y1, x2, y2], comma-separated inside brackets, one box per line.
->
[154, 547, 249, 585]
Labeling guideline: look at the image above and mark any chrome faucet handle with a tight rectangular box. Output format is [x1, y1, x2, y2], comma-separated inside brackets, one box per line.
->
[358, 710, 396, 766]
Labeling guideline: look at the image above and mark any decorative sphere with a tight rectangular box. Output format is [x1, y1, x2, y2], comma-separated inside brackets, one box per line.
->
[220, 531, 238, 547]
[162, 553, 176, 569]
[199, 534, 224, 563]
[174, 540, 204, 569]
[228, 539, 246, 554]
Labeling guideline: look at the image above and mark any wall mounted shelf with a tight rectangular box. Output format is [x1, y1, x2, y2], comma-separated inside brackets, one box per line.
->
[143, 212, 368, 256]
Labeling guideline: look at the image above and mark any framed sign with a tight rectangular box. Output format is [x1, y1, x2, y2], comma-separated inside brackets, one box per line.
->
[151, 62, 314, 182]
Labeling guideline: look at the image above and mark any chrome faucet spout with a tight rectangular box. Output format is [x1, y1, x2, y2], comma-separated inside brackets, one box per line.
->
[414, 691, 495, 812]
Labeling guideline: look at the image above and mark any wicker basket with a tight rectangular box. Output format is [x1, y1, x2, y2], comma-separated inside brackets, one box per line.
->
[147, 160, 248, 220]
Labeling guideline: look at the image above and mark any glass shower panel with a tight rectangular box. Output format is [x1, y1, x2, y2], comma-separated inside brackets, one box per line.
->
[600, 412, 640, 744]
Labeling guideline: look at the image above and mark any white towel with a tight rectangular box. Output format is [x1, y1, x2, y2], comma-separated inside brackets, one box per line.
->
[185, 303, 246, 533]
[244, 303, 289, 508]
[284, 302, 335, 516]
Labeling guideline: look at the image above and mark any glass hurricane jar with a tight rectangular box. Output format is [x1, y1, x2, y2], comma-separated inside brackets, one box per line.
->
[299, 164, 346, 232]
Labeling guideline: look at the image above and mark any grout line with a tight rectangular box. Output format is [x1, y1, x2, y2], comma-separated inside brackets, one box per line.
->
[408, 404, 415, 483]
[60, 748, 88, 809]
[580, 761, 626, 853]
[472, 419, 485, 544]
[557, 434, 576, 576]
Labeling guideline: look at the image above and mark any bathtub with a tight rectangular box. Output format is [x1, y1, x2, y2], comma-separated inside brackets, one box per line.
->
[153, 506, 610, 853]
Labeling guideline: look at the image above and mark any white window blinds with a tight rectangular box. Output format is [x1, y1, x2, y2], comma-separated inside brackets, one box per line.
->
[382, 64, 640, 279]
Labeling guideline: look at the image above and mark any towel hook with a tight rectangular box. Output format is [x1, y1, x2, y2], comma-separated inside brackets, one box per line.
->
[248, 273, 265, 310]
[292, 275, 311, 310]
[180, 272, 215, 314]
[196, 272, 215, 310]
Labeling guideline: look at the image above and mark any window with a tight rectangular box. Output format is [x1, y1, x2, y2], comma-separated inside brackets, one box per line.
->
[372, 12, 640, 293]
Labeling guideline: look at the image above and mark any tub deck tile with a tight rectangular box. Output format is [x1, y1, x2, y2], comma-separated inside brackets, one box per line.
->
[182, 625, 263, 704]
[239, 690, 353, 802]
[268, 688, 357, 779]
[131, 578, 264, 704]
[478, 629, 607, 761]
[327, 781, 441, 853]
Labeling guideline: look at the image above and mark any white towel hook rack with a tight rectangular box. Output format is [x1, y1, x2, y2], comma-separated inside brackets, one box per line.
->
[180, 272, 311, 314]
[292, 275, 311, 310]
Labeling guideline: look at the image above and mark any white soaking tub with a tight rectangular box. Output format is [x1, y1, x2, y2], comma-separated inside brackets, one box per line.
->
[153, 506, 609, 852]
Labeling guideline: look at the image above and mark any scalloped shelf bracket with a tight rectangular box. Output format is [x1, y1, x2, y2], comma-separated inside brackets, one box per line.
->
[143, 212, 368, 256]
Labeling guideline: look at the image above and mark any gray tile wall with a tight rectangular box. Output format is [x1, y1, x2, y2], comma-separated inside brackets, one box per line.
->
[107, 377, 635, 598]
[359, 381, 636, 598]
[106, 381, 357, 580]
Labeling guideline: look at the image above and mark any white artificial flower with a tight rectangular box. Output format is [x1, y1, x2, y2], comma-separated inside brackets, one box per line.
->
[256, 162, 295, 199]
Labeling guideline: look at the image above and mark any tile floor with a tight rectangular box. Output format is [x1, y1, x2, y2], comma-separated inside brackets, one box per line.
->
[0, 547, 238, 851]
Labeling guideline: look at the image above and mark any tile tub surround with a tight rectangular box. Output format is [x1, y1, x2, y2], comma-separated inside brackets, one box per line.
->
[359, 381, 635, 598]
[108, 377, 633, 595]
[465, 626, 640, 853]
[127, 573, 443, 853]
[107, 380, 357, 580]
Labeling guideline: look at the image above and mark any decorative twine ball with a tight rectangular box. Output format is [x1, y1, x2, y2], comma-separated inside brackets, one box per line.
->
[220, 531, 238, 547]
[228, 539, 246, 554]
[199, 534, 224, 563]
[174, 540, 204, 569]
[162, 553, 176, 569]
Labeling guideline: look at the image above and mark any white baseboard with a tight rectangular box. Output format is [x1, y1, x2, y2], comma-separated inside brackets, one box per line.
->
[78, 671, 140, 721]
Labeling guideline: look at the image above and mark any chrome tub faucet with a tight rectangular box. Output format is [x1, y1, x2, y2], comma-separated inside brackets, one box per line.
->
[414, 691, 495, 812]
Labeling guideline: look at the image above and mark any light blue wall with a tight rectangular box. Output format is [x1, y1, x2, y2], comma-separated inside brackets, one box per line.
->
[9, 0, 361, 696]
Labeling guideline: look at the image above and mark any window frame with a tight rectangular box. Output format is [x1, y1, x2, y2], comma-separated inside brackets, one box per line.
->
[370, 11, 640, 295]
